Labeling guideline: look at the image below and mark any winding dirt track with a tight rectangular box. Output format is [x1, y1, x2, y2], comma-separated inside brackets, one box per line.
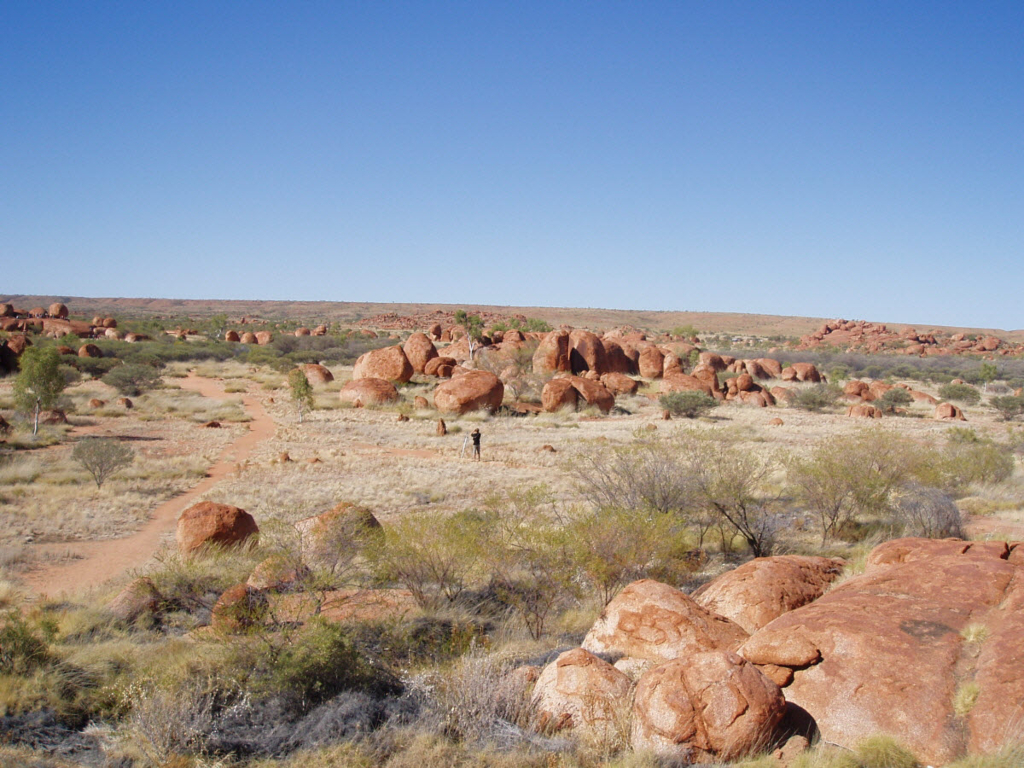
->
[22, 374, 276, 599]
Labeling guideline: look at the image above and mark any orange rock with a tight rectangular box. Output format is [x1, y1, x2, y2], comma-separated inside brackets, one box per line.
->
[176, 501, 258, 555]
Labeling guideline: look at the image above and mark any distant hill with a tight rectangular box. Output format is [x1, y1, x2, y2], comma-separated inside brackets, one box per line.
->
[3, 294, 1022, 342]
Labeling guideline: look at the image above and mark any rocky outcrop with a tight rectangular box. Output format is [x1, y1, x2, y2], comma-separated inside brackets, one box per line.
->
[424, 356, 457, 377]
[694, 556, 846, 634]
[638, 347, 666, 379]
[600, 372, 639, 396]
[338, 378, 399, 406]
[433, 370, 504, 415]
[532, 648, 632, 735]
[353, 346, 414, 383]
[631, 652, 785, 762]
[582, 580, 748, 663]
[569, 376, 615, 413]
[737, 538, 1024, 766]
[176, 501, 259, 554]
[569, 330, 608, 375]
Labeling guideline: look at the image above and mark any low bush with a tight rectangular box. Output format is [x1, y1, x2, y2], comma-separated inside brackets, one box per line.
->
[876, 387, 913, 414]
[889, 483, 965, 539]
[791, 383, 842, 412]
[938, 383, 982, 405]
[989, 394, 1024, 421]
[659, 390, 719, 418]
[101, 364, 163, 396]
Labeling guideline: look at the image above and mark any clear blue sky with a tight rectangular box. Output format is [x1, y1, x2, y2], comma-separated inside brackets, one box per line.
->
[2, 2, 1022, 329]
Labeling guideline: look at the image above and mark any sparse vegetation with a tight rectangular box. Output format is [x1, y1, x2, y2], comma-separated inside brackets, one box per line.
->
[71, 437, 135, 488]
[938, 382, 982, 405]
[659, 390, 719, 418]
[792, 383, 842, 412]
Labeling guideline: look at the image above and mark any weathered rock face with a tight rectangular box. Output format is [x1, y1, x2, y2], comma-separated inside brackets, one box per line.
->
[353, 345, 414, 383]
[660, 373, 714, 397]
[225, 330, 241, 342]
[738, 538, 1024, 766]
[638, 347, 666, 378]
[434, 370, 504, 415]
[254, 331, 273, 345]
[936, 402, 966, 420]
[48, 303, 69, 319]
[294, 502, 382, 570]
[299, 363, 333, 385]
[569, 330, 608, 375]
[532, 648, 632, 735]
[533, 330, 571, 374]
[424, 356, 457, 377]
[402, 332, 439, 374]
[569, 376, 615, 413]
[542, 377, 578, 412]
[602, 339, 637, 375]
[694, 556, 846, 634]
[600, 372, 639, 396]
[582, 580, 748, 663]
[631, 652, 786, 763]
[782, 362, 822, 382]
[177, 502, 258, 554]
[240, 332, 258, 344]
[338, 378, 399, 406]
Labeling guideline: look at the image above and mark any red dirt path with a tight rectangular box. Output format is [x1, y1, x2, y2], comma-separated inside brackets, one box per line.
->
[21, 374, 276, 599]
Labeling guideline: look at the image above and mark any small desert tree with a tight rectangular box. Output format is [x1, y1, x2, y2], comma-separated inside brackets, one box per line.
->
[102, 364, 162, 396]
[288, 368, 314, 423]
[454, 309, 485, 361]
[791, 383, 841, 412]
[876, 387, 913, 414]
[659, 390, 719, 418]
[979, 362, 998, 392]
[14, 346, 67, 435]
[72, 438, 134, 488]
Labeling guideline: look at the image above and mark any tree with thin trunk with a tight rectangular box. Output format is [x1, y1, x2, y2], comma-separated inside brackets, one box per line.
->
[13, 346, 66, 436]
[454, 309, 485, 361]
[72, 438, 134, 488]
[288, 368, 314, 423]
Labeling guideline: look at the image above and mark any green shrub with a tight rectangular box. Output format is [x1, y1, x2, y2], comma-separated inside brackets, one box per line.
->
[989, 394, 1024, 421]
[938, 383, 981, 405]
[0, 611, 51, 673]
[791, 383, 842, 412]
[72, 437, 135, 488]
[659, 390, 719, 418]
[101, 364, 163, 395]
[876, 387, 913, 414]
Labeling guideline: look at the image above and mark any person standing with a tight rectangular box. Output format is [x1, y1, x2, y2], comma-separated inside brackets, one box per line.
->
[471, 428, 481, 460]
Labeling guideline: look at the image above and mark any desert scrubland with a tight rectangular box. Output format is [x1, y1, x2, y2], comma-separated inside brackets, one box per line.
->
[1, 299, 1024, 767]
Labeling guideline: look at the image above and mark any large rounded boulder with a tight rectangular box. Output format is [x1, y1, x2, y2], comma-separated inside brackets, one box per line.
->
[176, 501, 259, 554]
[299, 363, 334, 385]
[693, 555, 846, 634]
[339, 378, 399, 406]
[433, 370, 504, 415]
[294, 502, 382, 570]
[582, 580, 748, 663]
[532, 648, 632, 735]
[402, 332, 439, 374]
[631, 652, 786, 763]
[532, 330, 570, 374]
[353, 345, 414, 383]
[569, 376, 615, 413]
[542, 377, 578, 412]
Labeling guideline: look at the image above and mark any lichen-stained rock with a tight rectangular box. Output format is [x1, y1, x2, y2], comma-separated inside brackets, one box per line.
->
[582, 580, 748, 663]
[433, 370, 503, 415]
[353, 345, 414, 383]
[694, 556, 845, 634]
[531, 648, 632, 735]
[737, 538, 1021, 766]
[176, 501, 259, 555]
[338, 377, 399, 406]
[631, 652, 785, 763]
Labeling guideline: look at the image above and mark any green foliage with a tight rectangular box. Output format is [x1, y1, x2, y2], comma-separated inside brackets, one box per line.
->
[72, 437, 135, 488]
[101, 363, 163, 396]
[989, 394, 1024, 421]
[876, 387, 913, 414]
[979, 362, 999, 385]
[288, 368, 314, 423]
[670, 324, 700, 338]
[13, 346, 67, 434]
[659, 390, 719, 418]
[453, 309, 485, 341]
[828, 364, 851, 382]
[0, 611, 51, 674]
[938, 383, 981, 405]
[571, 439, 695, 516]
[791, 383, 842, 412]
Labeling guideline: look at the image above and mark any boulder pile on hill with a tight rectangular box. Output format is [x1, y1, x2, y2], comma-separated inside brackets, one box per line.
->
[798, 318, 1024, 357]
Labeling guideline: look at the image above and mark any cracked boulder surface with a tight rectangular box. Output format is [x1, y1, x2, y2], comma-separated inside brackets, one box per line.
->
[738, 537, 1024, 766]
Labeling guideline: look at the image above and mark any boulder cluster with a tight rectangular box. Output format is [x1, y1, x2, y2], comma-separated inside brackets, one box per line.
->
[799, 318, 1022, 357]
[523, 539, 1024, 765]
